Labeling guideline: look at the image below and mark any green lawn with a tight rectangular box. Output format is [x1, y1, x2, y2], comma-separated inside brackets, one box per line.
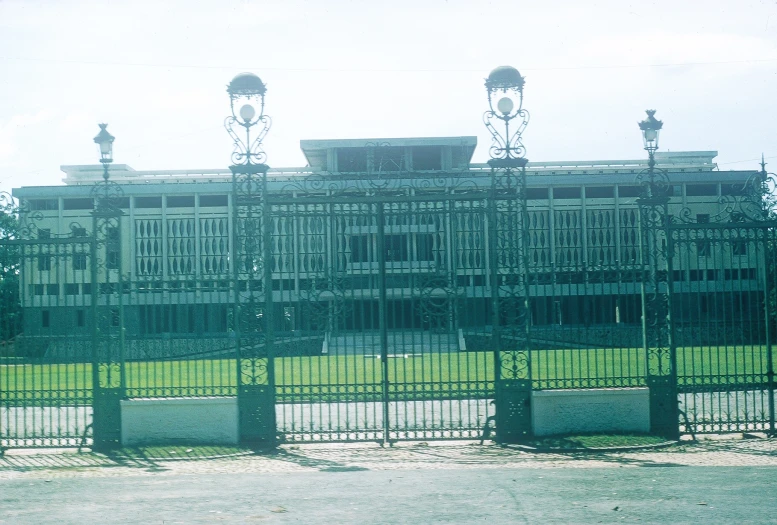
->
[1, 346, 774, 405]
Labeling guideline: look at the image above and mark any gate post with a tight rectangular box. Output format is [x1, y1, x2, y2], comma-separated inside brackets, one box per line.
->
[90, 127, 125, 451]
[637, 110, 679, 440]
[482, 66, 533, 443]
[226, 73, 277, 446]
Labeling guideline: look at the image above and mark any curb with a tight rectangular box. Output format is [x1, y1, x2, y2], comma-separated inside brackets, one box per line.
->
[498, 440, 681, 454]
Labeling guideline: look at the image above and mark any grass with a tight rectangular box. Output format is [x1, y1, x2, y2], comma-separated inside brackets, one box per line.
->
[1, 346, 774, 405]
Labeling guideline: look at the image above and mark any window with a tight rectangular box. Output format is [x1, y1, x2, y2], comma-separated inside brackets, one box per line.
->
[65, 284, 79, 295]
[38, 229, 51, 239]
[526, 188, 548, 199]
[384, 235, 409, 262]
[618, 186, 642, 198]
[337, 148, 368, 173]
[46, 284, 58, 296]
[63, 198, 93, 210]
[412, 146, 442, 171]
[71, 227, 88, 238]
[29, 199, 58, 211]
[38, 255, 51, 271]
[721, 183, 748, 196]
[696, 214, 710, 223]
[686, 184, 717, 197]
[553, 187, 581, 199]
[733, 241, 748, 256]
[697, 240, 711, 257]
[110, 308, 120, 327]
[135, 196, 162, 209]
[167, 196, 195, 208]
[73, 253, 87, 270]
[585, 186, 614, 198]
[76, 310, 85, 327]
[42, 310, 50, 328]
[373, 146, 404, 172]
[350, 235, 370, 263]
[199, 195, 228, 207]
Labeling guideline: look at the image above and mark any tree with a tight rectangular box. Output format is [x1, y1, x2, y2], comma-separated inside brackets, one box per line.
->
[0, 201, 22, 349]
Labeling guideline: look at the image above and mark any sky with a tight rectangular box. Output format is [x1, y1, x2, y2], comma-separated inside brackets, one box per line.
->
[0, 0, 776, 193]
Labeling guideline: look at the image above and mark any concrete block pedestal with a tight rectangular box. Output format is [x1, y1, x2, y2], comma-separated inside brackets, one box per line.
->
[120, 397, 239, 446]
[531, 388, 650, 436]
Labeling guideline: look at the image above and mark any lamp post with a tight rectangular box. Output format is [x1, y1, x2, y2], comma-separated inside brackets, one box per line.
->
[484, 65, 532, 443]
[90, 122, 124, 450]
[636, 109, 678, 439]
[93, 123, 115, 182]
[225, 72, 276, 446]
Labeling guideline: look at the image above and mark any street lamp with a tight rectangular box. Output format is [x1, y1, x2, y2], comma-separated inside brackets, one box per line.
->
[484, 65, 529, 168]
[93, 123, 115, 181]
[637, 110, 668, 202]
[226, 72, 271, 170]
[638, 110, 663, 169]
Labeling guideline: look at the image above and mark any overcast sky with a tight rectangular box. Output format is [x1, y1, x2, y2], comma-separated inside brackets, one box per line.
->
[1, 0, 776, 193]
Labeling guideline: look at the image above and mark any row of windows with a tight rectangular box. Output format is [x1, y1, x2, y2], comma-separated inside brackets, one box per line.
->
[27, 181, 744, 212]
[29, 194, 228, 211]
[527, 183, 746, 200]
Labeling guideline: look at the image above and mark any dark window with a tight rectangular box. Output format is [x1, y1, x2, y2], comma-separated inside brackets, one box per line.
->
[417, 234, 434, 261]
[64, 284, 79, 295]
[337, 148, 368, 173]
[200, 195, 228, 207]
[697, 214, 710, 223]
[350, 235, 370, 263]
[113, 197, 130, 209]
[76, 310, 85, 327]
[585, 186, 614, 198]
[733, 241, 748, 256]
[135, 196, 162, 208]
[686, 184, 717, 197]
[111, 308, 120, 327]
[384, 235, 408, 262]
[63, 198, 93, 210]
[697, 240, 711, 257]
[38, 229, 51, 239]
[167, 196, 195, 208]
[526, 188, 548, 199]
[721, 182, 748, 196]
[618, 186, 641, 198]
[82, 283, 92, 295]
[29, 199, 58, 211]
[46, 284, 58, 296]
[73, 254, 87, 270]
[412, 146, 442, 171]
[106, 250, 119, 269]
[553, 187, 581, 199]
[38, 255, 51, 271]
[32, 284, 44, 295]
[42, 310, 50, 328]
[373, 147, 404, 172]
[71, 227, 88, 238]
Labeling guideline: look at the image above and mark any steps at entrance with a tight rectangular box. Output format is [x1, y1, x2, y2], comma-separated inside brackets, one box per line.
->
[325, 331, 461, 356]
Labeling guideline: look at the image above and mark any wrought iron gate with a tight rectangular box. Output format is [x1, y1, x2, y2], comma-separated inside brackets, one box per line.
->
[269, 194, 495, 442]
[671, 222, 776, 434]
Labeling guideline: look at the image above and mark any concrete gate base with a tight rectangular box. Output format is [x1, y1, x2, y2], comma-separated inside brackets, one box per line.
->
[531, 388, 650, 436]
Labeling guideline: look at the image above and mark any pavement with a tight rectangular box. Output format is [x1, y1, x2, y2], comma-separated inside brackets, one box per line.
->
[1, 437, 777, 524]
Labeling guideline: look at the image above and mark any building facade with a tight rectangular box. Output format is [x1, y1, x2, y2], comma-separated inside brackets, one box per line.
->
[12, 138, 763, 354]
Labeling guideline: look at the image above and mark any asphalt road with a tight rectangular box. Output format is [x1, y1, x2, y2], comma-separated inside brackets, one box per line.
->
[2, 465, 776, 524]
